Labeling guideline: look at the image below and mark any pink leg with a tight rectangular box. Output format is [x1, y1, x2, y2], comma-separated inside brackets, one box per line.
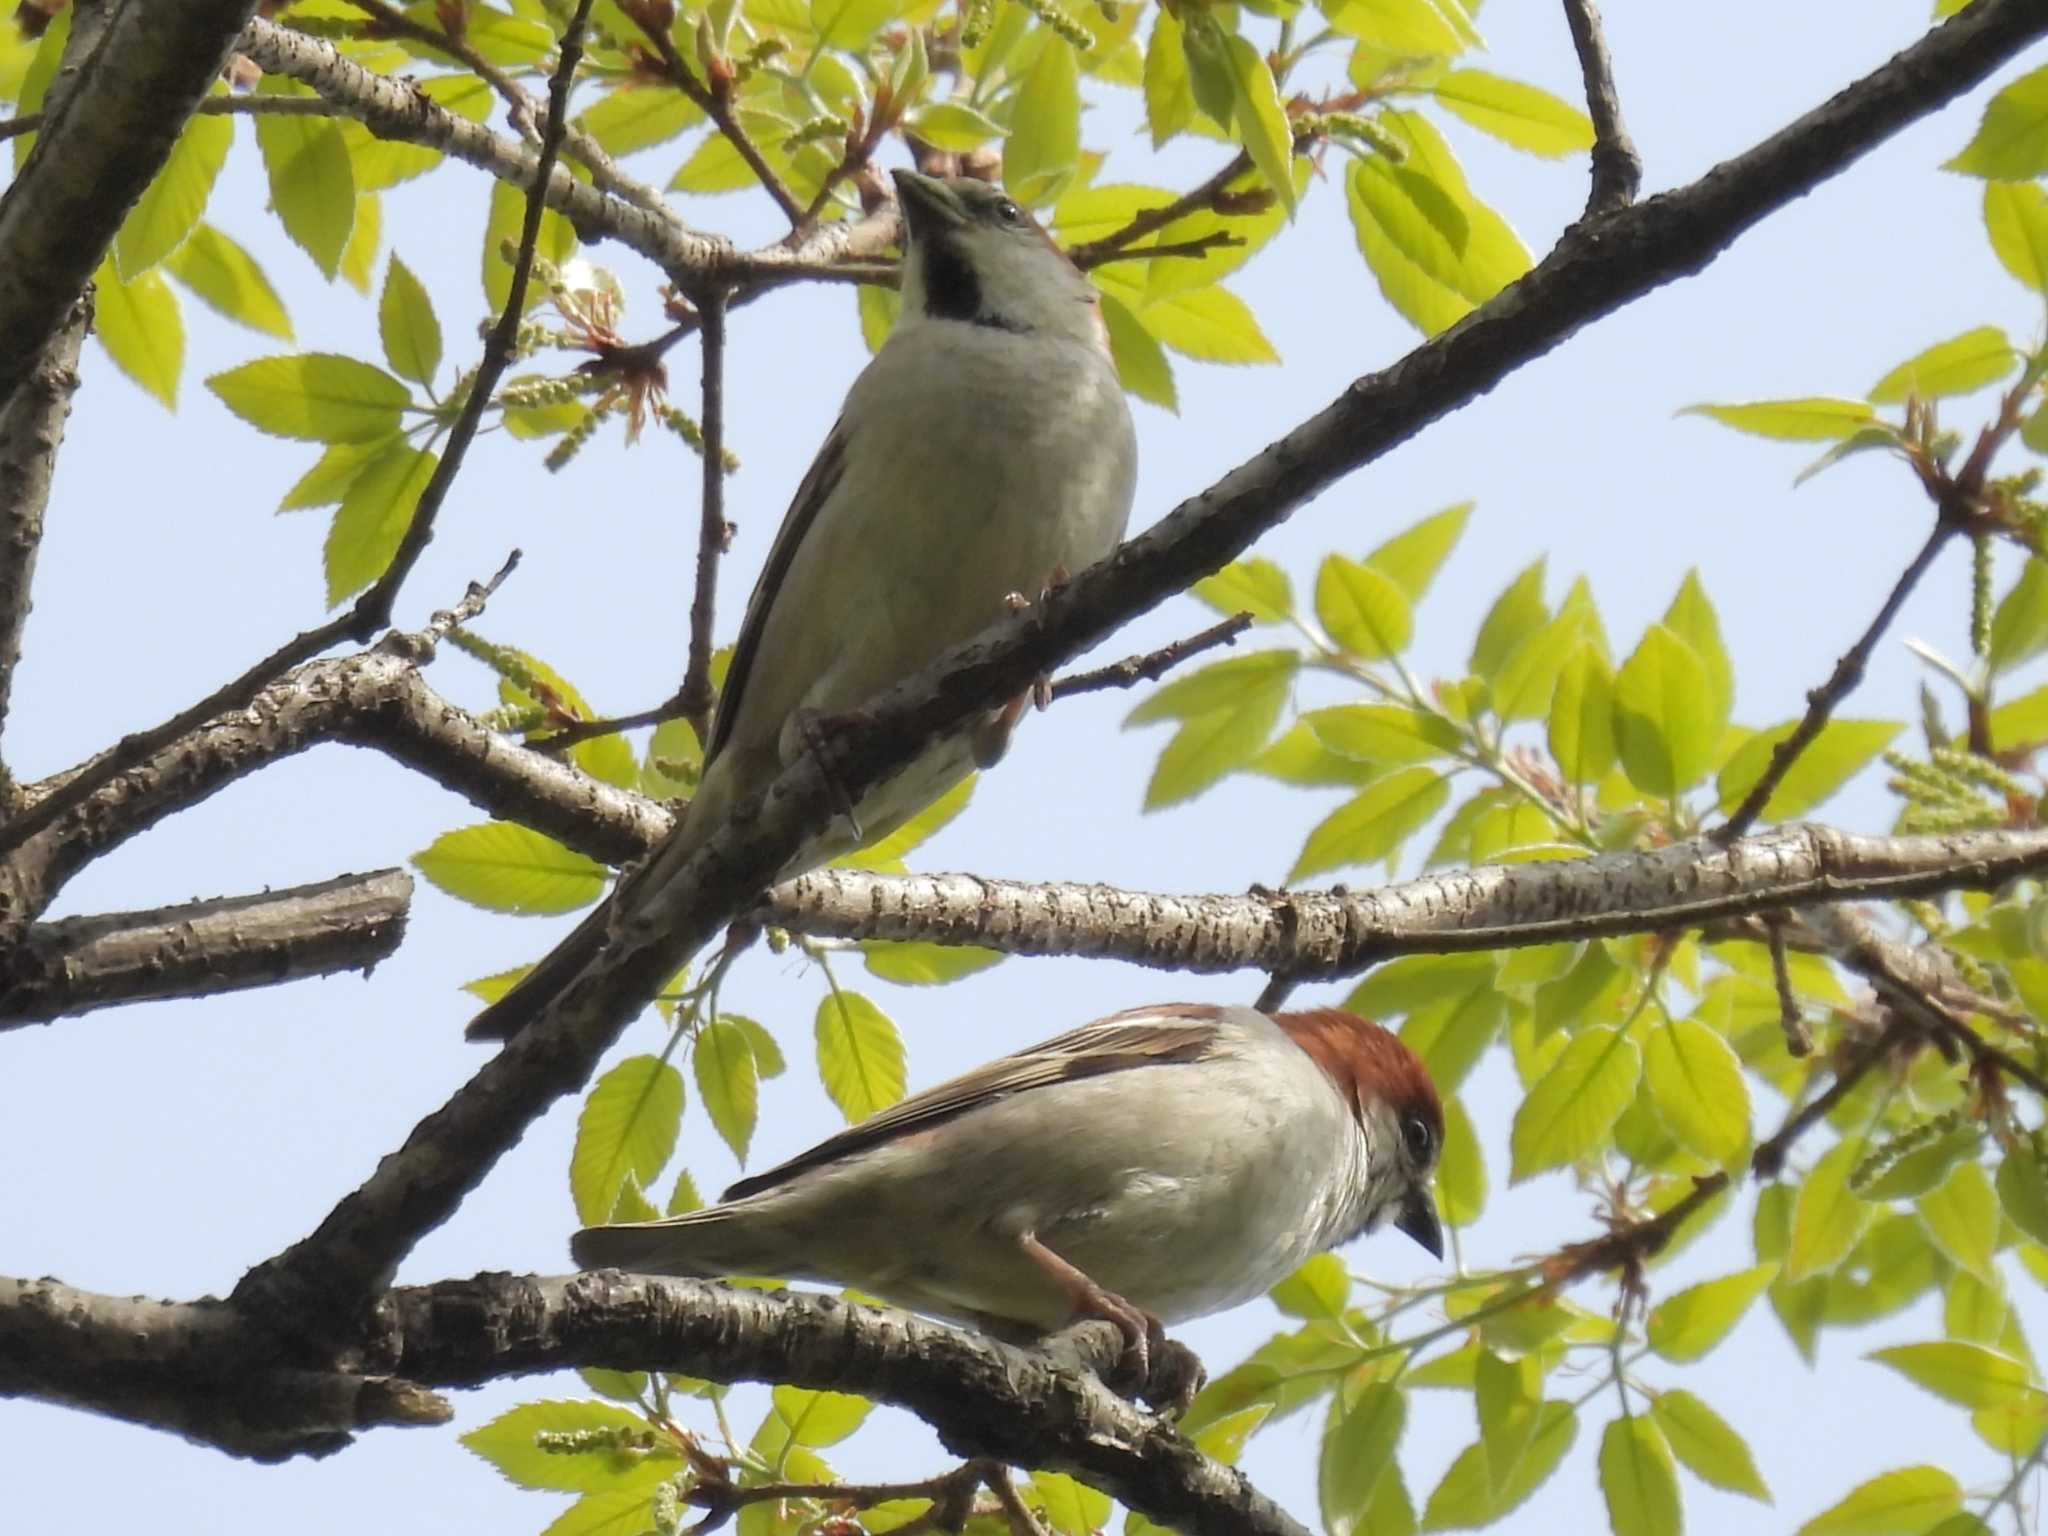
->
[1016, 1231, 1162, 1379]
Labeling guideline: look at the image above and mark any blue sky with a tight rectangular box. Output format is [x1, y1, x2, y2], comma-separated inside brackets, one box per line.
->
[4, 2, 2045, 1531]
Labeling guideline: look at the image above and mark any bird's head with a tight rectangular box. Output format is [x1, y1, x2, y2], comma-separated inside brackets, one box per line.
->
[891, 169, 1104, 350]
[1274, 1008, 1446, 1260]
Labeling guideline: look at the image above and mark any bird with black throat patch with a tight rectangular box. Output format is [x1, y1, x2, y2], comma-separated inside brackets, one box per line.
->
[571, 1003, 1446, 1411]
[466, 170, 1136, 1042]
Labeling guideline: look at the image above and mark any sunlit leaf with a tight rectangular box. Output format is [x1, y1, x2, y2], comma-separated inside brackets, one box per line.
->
[571, 1055, 686, 1224]
[1647, 1264, 1777, 1361]
[1509, 1026, 1640, 1181]
[1649, 1390, 1770, 1501]
[815, 991, 906, 1122]
[1599, 1416, 1680, 1536]
[1795, 1465, 1962, 1536]
[1869, 326, 2015, 403]
[413, 821, 607, 913]
[1947, 63, 2048, 180]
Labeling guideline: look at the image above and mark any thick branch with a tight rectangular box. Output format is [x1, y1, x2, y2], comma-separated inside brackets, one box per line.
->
[0, 870, 411, 1028]
[0, 0, 262, 404]
[224, 0, 2048, 1337]
[0, 290, 88, 793]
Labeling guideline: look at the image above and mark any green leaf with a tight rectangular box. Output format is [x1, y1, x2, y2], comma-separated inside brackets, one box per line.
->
[667, 1167, 704, 1215]
[1367, 503, 1471, 602]
[1788, 1137, 1873, 1281]
[461, 1399, 671, 1491]
[1222, 32, 1296, 214]
[694, 1018, 760, 1162]
[1917, 1160, 1999, 1282]
[1493, 610, 1587, 723]
[1291, 766, 1449, 880]
[579, 1367, 649, 1403]
[1437, 1093, 1486, 1226]
[93, 259, 184, 409]
[256, 114, 356, 279]
[116, 110, 231, 279]
[378, 255, 442, 387]
[1996, 1142, 2048, 1244]
[1643, 1016, 1750, 1167]
[1317, 554, 1414, 658]
[1509, 1026, 1641, 1181]
[1143, 5, 1195, 145]
[1612, 623, 1716, 798]
[413, 821, 607, 913]
[1420, 1402, 1576, 1530]
[1682, 397, 1876, 441]
[324, 440, 436, 605]
[207, 353, 411, 442]
[1470, 560, 1547, 680]
[771, 1384, 872, 1446]
[858, 940, 1003, 985]
[1647, 1264, 1777, 1362]
[1599, 1416, 1681, 1536]
[1099, 290, 1177, 409]
[1033, 1471, 1111, 1536]
[165, 224, 292, 340]
[571, 1055, 686, 1224]
[814, 991, 906, 1122]
[1137, 282, 1278, 364]
[1271, 1252, 1350, 1320]
[484, 174, 578, 310]
[1649, 1390, 1770, 1501]
[1138, 654, 1295, 809]
[577, 84, 703, 155]
[492, 649, 640, 791]
[1307, 703, 1461, 765]
[1867, 1341, 2033, 1410]
[347, 195, 383, 294]
[1326, 0, 1475, 55]
[903, 100, 1008, 152]
[1428, 70, 1592, 157]
[1984, 181, 2048, 293]
[1474, 1351, 1540, 1493]
[1321, 1383, 1405, 1536]
[834, 772, 976, 872]
[1549, 646, 1616, 787]
[1660, 570, 1733, 731]
[1004, 37, 1081, 205]
[1990, 557, 2048, 674]
[1946, 63, 2048, 180]
[1192, 557, 1293, 623]
[541, 1483, 671, 1536]
[1715, 718, 1901, 819]
[1869, 326, 2015, 403]
[1795, 1466, 1962, 1536]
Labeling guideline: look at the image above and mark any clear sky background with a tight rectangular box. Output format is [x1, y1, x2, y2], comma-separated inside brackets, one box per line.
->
[4, 1, 2046, 1531]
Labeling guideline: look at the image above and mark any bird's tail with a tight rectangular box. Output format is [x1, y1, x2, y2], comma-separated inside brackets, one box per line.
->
[570, 1204, 793, 1279]
[463, 899, 615, 1042]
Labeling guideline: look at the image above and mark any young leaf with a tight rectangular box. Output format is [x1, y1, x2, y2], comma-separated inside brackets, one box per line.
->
[694, 1018, 760, 1162]
[207, 353, 411, 443]
[1470, 560, 1548, 680]
[1222, 33, 1297, 214]
[379, 255, 443, 387]
[1321, 1383, 1405, 1536]
[93, 259, 184, 409]
[1649, 1390, 1770, 1501]
[1612, 623, 1716, 798]
[1437, 1093, 1487, 1226]
[1428, 70, 1593, 157]
[1599, 1416, 1681, 1536]
[1643, 1016, 1750, 1167]
[577, 84, 704, 156]
[1290, 766, 1449, 880]
[256, 113, 357, 279]
[413, 821, 607, 913]
[1508, 1026, 1641, 1181]
[1143, 3, 1195, 145]
[1984, 181, 2048, 293]
[571, 1055, 686, 1224]
[1271, 1253, 1350, 1320]
[859, 941, 1003, 985]
[815, 991, 906, 1122]
[1347, 157, 1472, 338]
[1549, 645, 1617, 787]
[324, 440, 437, 605]
[115, 111, 232, 279]
[1367, 503, 1471, 602]
[1787, 1137, 1873, 1281]
[1866, 1341, 2033, 1410]
[1916, 1160, 1999, 1282]
[834, 773, 976, 872]
[1473, 1350, 1540, 1493]
[460, 1399, 671, 1490]
[1661, 571, 1733, 731]
[1989, 557, 2048, 674]
[1794, 1466, 1962, 1536]
[1946, 62, 2048, 180]
[1033, 1472, 1111, 1536]
[1137, 283, 1278, 364]
[1004, 37, 1082, 206]
[1868, 326, 2015, 403]
[1099, 290, 1178, 409]
[1714, 719, 1901, 819]
[1306, 703, 1461, 765]
[1192, 557, 1293, 623]
[1681, 398, 1875, 441]
[1646, 1264, 1777, 1362]
[771, 1384, 873, 1447]
[1995, 1142, 2048, 1244]
[1141, 681, 1292, 809]
[1419, 1402, 1577, 1529]
[1317, 554, 1414, 658]
[165, 224, 293, 340]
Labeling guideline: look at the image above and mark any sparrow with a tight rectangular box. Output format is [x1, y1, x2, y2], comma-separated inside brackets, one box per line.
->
[467, 171, 1136, 1041]
[571, 1003, 1446, 1398]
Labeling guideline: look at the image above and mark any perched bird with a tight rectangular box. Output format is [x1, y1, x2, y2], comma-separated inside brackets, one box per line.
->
[572, 1003, 1445, 1387]
[467, 170, 1136, 1041]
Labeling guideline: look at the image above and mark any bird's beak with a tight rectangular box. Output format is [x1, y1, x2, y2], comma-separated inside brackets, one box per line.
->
[1394, 1183, 1444, 1260]
[892, 169, 968, 239]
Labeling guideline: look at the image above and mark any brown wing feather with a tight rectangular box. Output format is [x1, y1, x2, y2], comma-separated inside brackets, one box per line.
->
[705, 426, 849, 765]
[723, 1010, 1222, 1201]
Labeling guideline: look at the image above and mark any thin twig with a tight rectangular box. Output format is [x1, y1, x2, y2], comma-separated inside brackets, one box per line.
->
[1752, 1020, 1910, 1179]
[1254, 971, 1300, 1012]
[1068, 153, 1253, 268]
[677, 288, 730, 748]
[631, 16, 803, 225]
[1079, 233, 1245, 270]
[527, 700, 686, 754]
[1763, 911, 1811, 1055]
[1715, 519, 1953, 844]
[1048, 612, 1253, 702]
[982, 1466, 1053, 1536]
[1559, 0, 1641, 215]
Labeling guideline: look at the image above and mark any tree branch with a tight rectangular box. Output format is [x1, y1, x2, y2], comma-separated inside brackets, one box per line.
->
[0, 0, 262, 405]
[218, 0, 2048, 1340]
[0, 289, 88, 799]
[1046, 612, 1253, 702]
[0, 870, 412, 1028]
[1560, 0, 1641, 215]
[677, 288, 730, 748]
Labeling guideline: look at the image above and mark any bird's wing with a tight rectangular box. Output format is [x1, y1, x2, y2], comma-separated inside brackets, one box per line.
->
[704, 423, 850, 765]
[723, 1008, 1224, 1200]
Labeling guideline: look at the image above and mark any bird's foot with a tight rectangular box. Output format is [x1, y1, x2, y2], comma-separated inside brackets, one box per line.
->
[792, 706, 868, 842]
[971, 693, 1029, 768]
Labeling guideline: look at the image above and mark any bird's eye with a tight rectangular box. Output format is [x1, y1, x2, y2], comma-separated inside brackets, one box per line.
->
[1402, 1114, 1435, 1164]
[993, 197, 1025, 225]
